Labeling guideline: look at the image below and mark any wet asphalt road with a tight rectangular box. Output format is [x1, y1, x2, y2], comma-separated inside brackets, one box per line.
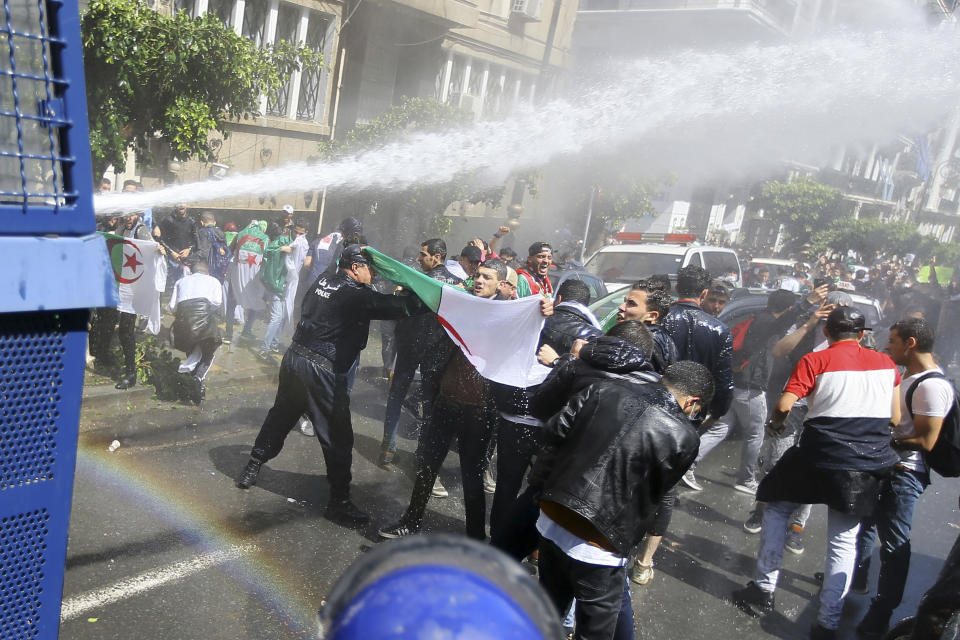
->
[61, 346, 960, 640]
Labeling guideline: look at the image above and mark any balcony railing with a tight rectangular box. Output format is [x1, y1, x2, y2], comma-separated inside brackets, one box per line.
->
[577, 0, 797, 28]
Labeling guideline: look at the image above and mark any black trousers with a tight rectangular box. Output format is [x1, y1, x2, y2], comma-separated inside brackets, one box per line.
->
[539, 537, 626, 640]
[89, 307, 118, 365]
[249, 350, 354, 501]
[191, 337, 220, 380]
[117, 311, 137, 377]
[382, 336, 446, 453]
[489, 418, 541, 541]
[402, 396, 495, 539]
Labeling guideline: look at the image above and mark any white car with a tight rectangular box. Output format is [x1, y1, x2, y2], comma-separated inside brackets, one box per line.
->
[584, 240, 742, 293]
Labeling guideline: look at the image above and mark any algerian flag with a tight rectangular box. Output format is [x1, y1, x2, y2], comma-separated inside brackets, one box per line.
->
[229, 223, 268, 312]
[103, 233, 167, 334]
[365, 248, 551, 388]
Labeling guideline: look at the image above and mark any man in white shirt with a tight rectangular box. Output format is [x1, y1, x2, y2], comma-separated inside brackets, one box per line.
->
[853, 316, 954, 639]
[169, 261, 224, 403]
[282, 217, 310, 337]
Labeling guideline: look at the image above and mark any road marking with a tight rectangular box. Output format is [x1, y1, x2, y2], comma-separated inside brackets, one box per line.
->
[60, 543, 257, 622]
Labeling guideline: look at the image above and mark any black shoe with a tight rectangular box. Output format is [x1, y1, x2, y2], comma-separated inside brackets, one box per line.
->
[378, 520, 416, 539]
[235, 460, 262, 489]
[732, 581, 775, 617]
[856, 603, 893, 639]
[115, 375, 136, 390]
[325, 499, 370, 528]
[810, 623, 837, 640]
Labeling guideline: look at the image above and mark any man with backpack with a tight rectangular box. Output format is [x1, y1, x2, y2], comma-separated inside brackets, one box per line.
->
[852, 317, 958, 639]
[196, 211, 231, 283]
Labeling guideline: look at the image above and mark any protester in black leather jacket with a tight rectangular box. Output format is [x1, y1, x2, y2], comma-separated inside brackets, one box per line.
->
[532, 333, 658, 420]
[529, 365, 709, 556]
[661, 281, 734, 421]
[539, 279, 603, 355]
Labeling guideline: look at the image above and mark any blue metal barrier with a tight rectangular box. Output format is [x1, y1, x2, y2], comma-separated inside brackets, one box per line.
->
[0, 0, 113, 637]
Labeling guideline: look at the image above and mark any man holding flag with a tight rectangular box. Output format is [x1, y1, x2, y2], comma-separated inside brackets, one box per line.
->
[225, 220, 268, 344]
[378, 257, 554, 541]
[105, 210, 167, 389]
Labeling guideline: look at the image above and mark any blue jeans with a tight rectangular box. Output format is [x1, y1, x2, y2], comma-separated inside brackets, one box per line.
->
[262, 294, 285, 351]
[855, 466, 929, 612]
[756, 501, 860, 630]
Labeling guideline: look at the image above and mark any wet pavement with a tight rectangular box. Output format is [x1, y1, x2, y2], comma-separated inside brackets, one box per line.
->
[62, 333, 960, 639]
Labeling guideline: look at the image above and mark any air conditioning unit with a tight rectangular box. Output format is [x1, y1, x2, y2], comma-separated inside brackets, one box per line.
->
[511, 0, 542, 21]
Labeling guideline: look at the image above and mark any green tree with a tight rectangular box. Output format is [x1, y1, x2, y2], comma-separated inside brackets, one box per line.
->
[319, 97, 530, 239]
[82, 0, 323, 177]
[810, 217, 960, 264]
[755, 177, 845, 252]
[572, 167, 673, 256]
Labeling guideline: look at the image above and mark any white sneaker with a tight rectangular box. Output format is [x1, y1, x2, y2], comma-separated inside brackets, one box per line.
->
[733, 480, 759, 496]
[298, 418, 315, 437]
[431, 477, 448, 498]
[680, 469, 703, 491]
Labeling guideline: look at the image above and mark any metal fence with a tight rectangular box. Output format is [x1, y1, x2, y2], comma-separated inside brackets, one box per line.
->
[0, 0, 109, 637]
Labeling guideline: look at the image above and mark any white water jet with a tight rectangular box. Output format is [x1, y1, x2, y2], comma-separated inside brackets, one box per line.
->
[95, 26, 960, 215]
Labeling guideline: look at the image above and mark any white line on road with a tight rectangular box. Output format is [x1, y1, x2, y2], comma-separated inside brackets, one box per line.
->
[60, 543, 258, 622]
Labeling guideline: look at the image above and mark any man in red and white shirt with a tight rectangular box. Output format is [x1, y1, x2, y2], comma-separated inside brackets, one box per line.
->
[734, 306, 901, 640]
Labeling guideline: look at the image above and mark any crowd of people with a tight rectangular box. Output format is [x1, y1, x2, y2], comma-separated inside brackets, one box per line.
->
[89, 201, 958, 640]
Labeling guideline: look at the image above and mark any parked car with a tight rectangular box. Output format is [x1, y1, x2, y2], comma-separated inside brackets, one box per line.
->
[719, 288, 886, 345]
[550, 269, 608, 303]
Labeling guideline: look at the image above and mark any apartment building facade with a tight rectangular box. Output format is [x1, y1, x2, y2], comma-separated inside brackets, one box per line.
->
[105, 0, 576, 241]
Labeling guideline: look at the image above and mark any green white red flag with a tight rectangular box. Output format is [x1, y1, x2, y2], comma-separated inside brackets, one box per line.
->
[102, 232, 167, 334]
[364, 248, 551, 387]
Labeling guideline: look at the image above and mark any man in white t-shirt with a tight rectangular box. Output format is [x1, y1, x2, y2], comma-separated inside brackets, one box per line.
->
[282, 217, 310, 337]
[853, 316, 954, 639]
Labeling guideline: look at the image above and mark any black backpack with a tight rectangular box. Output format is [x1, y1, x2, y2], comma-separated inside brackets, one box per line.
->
[204, 227, 231, 282]
[905, 371, 960, 477]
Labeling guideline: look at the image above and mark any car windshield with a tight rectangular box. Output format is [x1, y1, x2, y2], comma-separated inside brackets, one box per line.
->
[585, 252, 683, 284]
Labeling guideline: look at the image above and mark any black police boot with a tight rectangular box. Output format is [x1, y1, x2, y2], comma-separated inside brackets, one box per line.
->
[235, 460, 262, 489]
[115, 374, 136, 390]
[325, 498, 370, 528]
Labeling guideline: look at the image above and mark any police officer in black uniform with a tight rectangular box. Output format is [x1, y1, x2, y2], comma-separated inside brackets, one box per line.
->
[236, 245, 427, 527]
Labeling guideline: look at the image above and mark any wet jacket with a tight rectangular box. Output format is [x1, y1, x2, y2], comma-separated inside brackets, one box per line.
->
[649, 323, 679, 375]
[531, 336, 659, 420]
[539, 302, 602, 355]
[528, 380, 699, 556]
[661, 300, 733, 419]
[293, 271, 427, 373]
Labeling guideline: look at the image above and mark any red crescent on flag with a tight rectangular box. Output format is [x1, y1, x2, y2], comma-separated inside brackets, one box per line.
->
[108, 238, 146, 285]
